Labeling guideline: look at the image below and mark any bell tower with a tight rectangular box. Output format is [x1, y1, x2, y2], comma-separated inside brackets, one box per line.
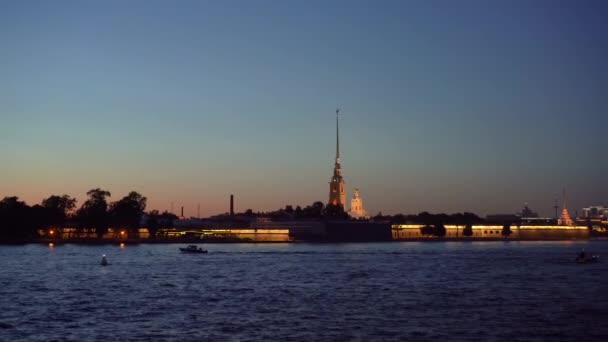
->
[329, 109, 346, 207]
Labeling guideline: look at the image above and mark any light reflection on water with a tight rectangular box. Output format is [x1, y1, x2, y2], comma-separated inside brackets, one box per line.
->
[1, 241, 607, 341]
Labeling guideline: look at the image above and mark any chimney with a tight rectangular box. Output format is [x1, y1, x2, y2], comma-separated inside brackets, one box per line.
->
[181, 206, 184, 218]
[230, 194, 234, 216]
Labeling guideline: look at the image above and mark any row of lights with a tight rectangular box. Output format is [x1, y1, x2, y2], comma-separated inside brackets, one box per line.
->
[48, 230, 126, 236]
[48, 228, 126, 248]
[49, 242, 126, 248]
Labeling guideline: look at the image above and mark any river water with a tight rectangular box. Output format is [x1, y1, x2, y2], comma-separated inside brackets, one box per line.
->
[1, 241, 607, 341]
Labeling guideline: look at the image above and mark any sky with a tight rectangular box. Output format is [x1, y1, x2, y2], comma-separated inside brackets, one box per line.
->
[1, 0, 606, 217]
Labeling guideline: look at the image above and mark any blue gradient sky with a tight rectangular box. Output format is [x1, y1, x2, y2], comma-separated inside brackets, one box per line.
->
[1, 0, 606, 217]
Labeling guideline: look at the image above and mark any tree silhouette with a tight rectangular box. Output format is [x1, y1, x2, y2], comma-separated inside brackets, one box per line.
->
[311, 201, 324, 218]
[76, 188, 111, 238]
[462, 224, 474, 237]
[146, 210, 160, 239]
[501, 224, 512, 237]
[323, 203, 349, 219]
[294, 205, 303, 218]
[420, 225, 434, 236]
[156, 211, 178, 238]
[0, 197, 39, 240]
[41, 194, 76, 238]
[110, 191, 147, 238]
[434, 223, 447, 237]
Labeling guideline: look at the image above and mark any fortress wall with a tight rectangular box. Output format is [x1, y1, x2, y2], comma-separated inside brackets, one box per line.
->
[391, 225, 588, 240]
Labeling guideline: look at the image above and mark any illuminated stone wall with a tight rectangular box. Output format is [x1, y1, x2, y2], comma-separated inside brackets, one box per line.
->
[391, 225, 589, 240]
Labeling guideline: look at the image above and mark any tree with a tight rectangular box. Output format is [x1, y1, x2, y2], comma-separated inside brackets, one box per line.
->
[110, 191, 147, 237]
[76, 188, 111, 238]
[302, 201, 324, 219]
[502, 224, 512, 237]
[417, 212, 433, 225]
[41, 195, 76, 237]
[146, 210, 160, 239]
[311, 201, 324, 218]
[391, 214, 406, 224]
[463, 212, 483, 224]
[434, 223, 447, 237]
[420, 224, 446, 237]
[420, 225, 434, 236]
[294, 205, 303, 218]
[157, 211, 178, 238]
[323, 203, 349, 219]
[463, 224, 473, 237]
[0, 197, 39, 240]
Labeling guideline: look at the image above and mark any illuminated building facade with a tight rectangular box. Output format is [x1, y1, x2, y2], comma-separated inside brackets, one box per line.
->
[392, 224, 589, 240]
[349, 188, 369, 219]
[558, 189, 573, 226]
[329, 109, 346, 207]
[582, 206, 608, 219]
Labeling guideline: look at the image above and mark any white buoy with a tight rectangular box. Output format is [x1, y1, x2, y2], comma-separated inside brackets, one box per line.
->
[101, 254, 108, 266]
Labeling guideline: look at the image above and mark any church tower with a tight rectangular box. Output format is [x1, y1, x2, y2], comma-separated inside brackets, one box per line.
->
[558, 188, 573, 226]
[349, 188, 369, 219]
[329, 109, 346, 207]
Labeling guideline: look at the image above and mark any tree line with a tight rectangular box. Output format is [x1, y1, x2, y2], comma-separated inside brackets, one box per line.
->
[0, 189, 177, 241]
[235, 202, 349, 220]
[236, 204, 511, 237]
[1, 190, 512, 241]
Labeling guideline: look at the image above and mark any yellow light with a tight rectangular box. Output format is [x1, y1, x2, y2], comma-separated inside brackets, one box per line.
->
[48, 242, 54, 247]
[120, 231, 125, 235]
[119, 243, 125, 248]
[49, 230, 54, 235]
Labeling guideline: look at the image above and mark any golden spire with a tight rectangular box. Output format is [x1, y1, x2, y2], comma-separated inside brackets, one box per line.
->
[335, 108, 340, 162]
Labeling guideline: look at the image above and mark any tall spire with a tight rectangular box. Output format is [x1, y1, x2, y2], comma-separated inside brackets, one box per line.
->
[336, 108, 340, 161]
[559, 187, 572, 225]
[328, 108, 346, 207]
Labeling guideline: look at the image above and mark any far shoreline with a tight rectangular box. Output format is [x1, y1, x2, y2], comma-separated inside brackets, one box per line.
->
[1, 237, 605, 245]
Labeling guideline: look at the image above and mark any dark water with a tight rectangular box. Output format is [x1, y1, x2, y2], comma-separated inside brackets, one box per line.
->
[1, 241, 607, 341]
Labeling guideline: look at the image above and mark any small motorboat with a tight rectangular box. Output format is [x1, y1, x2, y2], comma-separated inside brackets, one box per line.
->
[576, 250, 599, 264]
[179, 245, 208, 254]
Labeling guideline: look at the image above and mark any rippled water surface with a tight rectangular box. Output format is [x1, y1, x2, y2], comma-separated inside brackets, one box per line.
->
[1, 241, 607, 341]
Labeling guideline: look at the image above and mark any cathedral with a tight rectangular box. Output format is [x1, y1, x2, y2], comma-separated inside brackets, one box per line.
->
[558, 189, 573, 226]
[328, 109, 346, 207]
[327, 109, 367, 218]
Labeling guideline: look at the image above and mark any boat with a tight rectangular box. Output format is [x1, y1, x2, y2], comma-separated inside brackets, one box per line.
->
[179, 245, 208, 254]
[101, 254, 109, 266]
[576, 251, 599, 264]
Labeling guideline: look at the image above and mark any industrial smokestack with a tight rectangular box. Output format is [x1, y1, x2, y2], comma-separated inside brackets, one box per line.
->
[181, 206, 184, 218]
[230, 194, 234, 216]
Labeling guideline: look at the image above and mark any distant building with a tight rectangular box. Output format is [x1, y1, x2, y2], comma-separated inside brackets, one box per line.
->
[518, 203, 538, 218]
[349, 188, 369, 219]
[582, 206, 608, 219]
[328, 109, 346, 207]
